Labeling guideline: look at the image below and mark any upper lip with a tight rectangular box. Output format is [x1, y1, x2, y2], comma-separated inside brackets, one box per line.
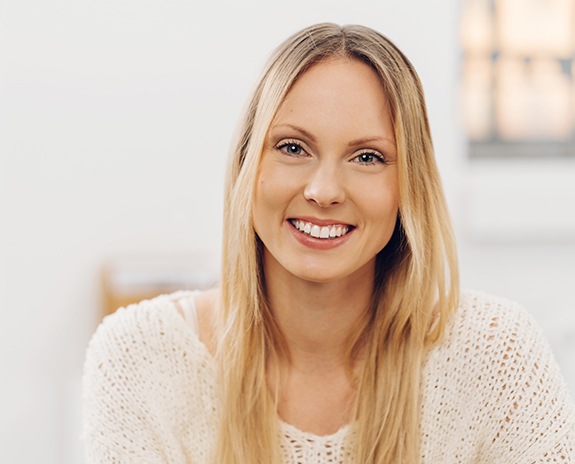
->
[289, 216, 354, 227]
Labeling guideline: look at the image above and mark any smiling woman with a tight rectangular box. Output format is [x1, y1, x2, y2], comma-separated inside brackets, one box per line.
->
[253, 59, 399, 284]
[82, 23, 575, 464]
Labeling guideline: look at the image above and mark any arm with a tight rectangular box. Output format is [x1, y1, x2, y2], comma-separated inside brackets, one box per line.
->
[479, 300, 575, 463]
[82, 303, 174, 463]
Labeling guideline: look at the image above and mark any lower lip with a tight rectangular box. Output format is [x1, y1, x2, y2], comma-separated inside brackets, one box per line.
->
[287, 221, 354, 250]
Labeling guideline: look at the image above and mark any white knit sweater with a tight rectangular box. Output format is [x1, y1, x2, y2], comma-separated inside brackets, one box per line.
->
[82, 290, 575, 463]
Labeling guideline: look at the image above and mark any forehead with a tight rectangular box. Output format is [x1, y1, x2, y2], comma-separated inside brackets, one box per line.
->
[283, 58, 386, 106]
[269, 58, 395, 145]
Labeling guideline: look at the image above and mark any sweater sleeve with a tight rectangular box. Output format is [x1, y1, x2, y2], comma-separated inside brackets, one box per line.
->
[477, 298, 575, 463]
[82, 304, 164, 463]
[82, 297, 196, 464]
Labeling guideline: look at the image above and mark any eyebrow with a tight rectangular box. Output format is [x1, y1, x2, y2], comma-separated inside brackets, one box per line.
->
[270, 124, 317, 143]
[270, 124, 396, 149]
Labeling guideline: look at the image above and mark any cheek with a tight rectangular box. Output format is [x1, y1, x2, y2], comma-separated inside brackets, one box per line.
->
[364, 186, 400, 236]
[254, 177, 279, 213]
[369, 200, 399, 253]
[256, 167, 301, 211]
[252, 173, 289, 234]
[362, 179, 399, 212]
[374, 206, 399, 239]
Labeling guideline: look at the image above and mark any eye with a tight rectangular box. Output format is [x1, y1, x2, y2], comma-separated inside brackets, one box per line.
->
[352, 151, 386, 165]
[276, 140, 307, 157]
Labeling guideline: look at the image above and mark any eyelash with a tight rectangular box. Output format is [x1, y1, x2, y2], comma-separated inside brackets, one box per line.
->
[276, 140, 308, 157]
[275, 140, 387, 165]
[352, 151, 387, 165]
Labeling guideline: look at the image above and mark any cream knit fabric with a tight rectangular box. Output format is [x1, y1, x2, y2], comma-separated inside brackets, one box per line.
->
[82, 290, 575, 463]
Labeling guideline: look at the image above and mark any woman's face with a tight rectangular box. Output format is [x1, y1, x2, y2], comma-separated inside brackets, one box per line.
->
[252, 58, 399, 285]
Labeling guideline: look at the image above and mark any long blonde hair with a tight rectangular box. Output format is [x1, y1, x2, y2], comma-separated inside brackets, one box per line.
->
[216, 23, 459, 464]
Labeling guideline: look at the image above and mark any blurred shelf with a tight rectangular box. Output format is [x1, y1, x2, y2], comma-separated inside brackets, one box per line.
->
[101, 253, 218, 318]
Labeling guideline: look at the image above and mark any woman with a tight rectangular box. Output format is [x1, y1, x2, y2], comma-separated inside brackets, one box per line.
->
[83, 23, 575, 463]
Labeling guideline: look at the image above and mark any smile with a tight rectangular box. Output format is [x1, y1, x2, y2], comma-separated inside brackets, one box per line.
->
[289, 219, 351, 240]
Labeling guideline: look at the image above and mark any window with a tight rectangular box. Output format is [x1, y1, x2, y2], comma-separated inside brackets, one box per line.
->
[460, 0, 575, 158]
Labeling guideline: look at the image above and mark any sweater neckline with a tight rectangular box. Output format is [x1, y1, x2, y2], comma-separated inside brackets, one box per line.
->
[279, 418, 352, 441]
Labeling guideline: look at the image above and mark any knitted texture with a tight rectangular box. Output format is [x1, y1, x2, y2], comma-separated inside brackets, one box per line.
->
[82, 290, 575, 463]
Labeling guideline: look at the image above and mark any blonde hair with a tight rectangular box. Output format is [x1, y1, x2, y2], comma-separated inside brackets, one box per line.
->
[216, 23, 459, 464]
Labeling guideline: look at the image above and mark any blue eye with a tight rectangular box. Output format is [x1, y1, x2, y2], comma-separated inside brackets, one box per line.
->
[277, 141, 305, 156]
[354, 152, 385, 165]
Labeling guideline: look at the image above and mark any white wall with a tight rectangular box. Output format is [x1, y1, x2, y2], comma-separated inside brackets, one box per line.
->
[0, 1, 572, 462]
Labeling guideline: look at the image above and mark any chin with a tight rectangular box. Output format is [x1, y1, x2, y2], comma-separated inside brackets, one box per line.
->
[289, 265, 351, 285]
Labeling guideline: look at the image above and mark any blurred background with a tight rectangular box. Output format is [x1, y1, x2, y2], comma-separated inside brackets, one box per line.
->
[1, 0, 574, 462]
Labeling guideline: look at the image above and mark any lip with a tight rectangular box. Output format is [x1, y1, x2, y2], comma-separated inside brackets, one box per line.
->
[292, 216, 354, 227]
[287, 217, 355, 250]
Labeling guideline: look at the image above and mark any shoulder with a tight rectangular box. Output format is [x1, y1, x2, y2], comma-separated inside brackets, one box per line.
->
[82, 290, 217, 419]
[82, 291, 219, 461]
[429, 289, 574, 413]
[444, 289, 544, 355]
[438, 289, 563, 381]
[196, 287, 220, 353]
[429, 290, 575, 459]
[171, 287, 219, 355]
[83, 291, 213, 383]
[454, 289, 532, 330]
[427, 289, 542, 383]
[86, 292, 189, 356]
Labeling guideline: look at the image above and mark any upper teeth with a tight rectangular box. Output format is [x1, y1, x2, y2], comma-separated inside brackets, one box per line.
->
[290, 219, 350, 239]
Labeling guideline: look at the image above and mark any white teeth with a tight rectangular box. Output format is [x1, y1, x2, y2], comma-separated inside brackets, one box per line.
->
[290, 220, 350, 240]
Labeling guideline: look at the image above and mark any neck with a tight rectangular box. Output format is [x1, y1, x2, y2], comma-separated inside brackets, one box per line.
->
[264, 255, 374, 371]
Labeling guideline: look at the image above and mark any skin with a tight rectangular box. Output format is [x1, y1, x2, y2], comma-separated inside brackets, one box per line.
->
[248, 57, 400, 434]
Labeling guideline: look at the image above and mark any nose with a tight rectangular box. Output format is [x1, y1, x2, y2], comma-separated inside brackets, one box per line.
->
[303, 162, 345, 207]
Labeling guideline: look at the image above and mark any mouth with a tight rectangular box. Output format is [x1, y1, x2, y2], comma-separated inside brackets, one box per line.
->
[288, 219, 353, 240]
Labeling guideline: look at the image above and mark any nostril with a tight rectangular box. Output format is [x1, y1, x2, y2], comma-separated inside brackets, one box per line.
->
[303, 183, 345, 207]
